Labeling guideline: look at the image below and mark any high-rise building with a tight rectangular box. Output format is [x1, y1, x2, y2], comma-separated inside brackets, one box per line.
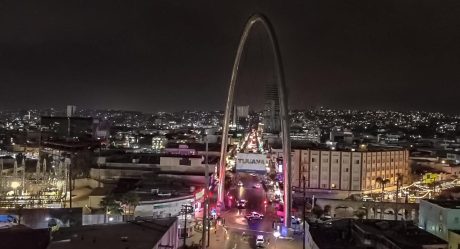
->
[263, 82, 280, 133]
[232, 105, 249, 131]
[66, 105, 77, 117]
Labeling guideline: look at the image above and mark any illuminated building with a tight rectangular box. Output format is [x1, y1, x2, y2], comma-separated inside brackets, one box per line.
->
[285, 147, 409, 191]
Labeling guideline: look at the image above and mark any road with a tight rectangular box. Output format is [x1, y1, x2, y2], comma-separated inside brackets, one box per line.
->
[216, 173, 302, 249]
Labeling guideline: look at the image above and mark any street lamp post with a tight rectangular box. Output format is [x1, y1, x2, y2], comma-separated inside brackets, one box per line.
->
[202, 135, 209, 249]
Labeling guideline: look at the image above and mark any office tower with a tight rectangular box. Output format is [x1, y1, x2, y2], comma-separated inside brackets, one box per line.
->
[263, 82, 280, 133]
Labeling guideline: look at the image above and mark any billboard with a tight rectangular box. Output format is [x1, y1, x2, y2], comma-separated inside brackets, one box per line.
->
[236, 153, 268, 173]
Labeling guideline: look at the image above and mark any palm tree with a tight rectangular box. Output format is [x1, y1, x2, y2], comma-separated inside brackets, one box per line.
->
[376, 177, 390, 202]
[121, 192, 140, 215]
[100, 194, 122, 222]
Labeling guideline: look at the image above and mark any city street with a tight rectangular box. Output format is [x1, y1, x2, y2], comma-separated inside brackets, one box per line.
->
[185, 173, 302, 249]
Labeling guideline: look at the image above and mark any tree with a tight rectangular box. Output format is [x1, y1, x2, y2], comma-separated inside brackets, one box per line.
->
[121, 192, 140, 215]
[100, 194, 123, 222]
[376, 177, 390, 201]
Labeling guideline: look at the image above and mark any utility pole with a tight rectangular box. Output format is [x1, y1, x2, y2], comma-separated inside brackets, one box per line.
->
[69, 154, 73, 208]
[202, 135, 209, 249]
[207, 216, 210, 247]
[182, 204, 192, 248]
[302, 176, 306, 249]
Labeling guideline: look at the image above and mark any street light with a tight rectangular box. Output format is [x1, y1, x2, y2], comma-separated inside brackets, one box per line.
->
[273, 231, 280, 249]
[11, 181, 20, 189]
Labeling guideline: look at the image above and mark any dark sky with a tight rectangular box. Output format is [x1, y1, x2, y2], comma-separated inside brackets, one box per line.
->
[1, 0, 459, 113]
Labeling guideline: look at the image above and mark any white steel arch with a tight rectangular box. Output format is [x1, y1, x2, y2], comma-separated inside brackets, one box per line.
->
[217, 14, 292, 227]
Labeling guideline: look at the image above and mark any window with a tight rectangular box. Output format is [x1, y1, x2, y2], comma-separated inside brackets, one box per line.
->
[311, 158, 316, 163]
[455, 217, 459, 224]
[345, 168, 349, 172]
[323, 159, 329, 163]
[179, 157, 191, 166]
[335, 159, 339, 163]
[355, 160, 360, 164]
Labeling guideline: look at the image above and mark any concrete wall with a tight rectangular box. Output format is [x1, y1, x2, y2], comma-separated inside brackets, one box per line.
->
[153, 218, 179, 249]
[304, 222, 320, 249]
[134, 196, 194, 218]
[90, 166, 214, 181]
[160, 157, 202, 167]
[73, 178, 101, 189]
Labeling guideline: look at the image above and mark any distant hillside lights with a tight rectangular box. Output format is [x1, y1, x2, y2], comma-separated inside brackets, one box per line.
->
[152, 136, 167, 152]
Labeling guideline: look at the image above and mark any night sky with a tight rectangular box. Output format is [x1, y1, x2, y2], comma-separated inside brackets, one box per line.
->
[1, 0, 459, 113]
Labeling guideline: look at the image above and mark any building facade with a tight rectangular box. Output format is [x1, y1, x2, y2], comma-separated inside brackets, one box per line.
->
[419, 199, 460, 241]
[290, 148, 409, 191]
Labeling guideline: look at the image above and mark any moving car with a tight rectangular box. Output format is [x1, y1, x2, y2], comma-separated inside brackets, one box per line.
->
[238, 181, 244, 187]
[237, 199, 247, 209]
[246, 211, 264, 220]
[256, 235, 265, 247]
[253, 183, 261, 189]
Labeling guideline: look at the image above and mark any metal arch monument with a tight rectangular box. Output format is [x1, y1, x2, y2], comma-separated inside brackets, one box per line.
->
[217, 14, 292, 228]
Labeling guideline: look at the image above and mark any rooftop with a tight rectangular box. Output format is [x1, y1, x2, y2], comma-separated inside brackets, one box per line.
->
[426, 199, 460, 209]
[308, 219, 446, 249]
[354, 220, 447, 249]
[49, 218, 177, 249]
[307, 219, 364, 249]
[0, 226, 49, 249]
[165, 142, 222, 152]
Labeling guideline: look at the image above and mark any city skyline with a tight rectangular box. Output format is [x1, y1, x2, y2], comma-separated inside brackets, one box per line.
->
[1, 0, 459, 113]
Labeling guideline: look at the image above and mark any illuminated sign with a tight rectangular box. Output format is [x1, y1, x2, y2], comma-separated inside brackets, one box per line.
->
[236, 153, 268, 173]
[423, 173, 438, 184]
